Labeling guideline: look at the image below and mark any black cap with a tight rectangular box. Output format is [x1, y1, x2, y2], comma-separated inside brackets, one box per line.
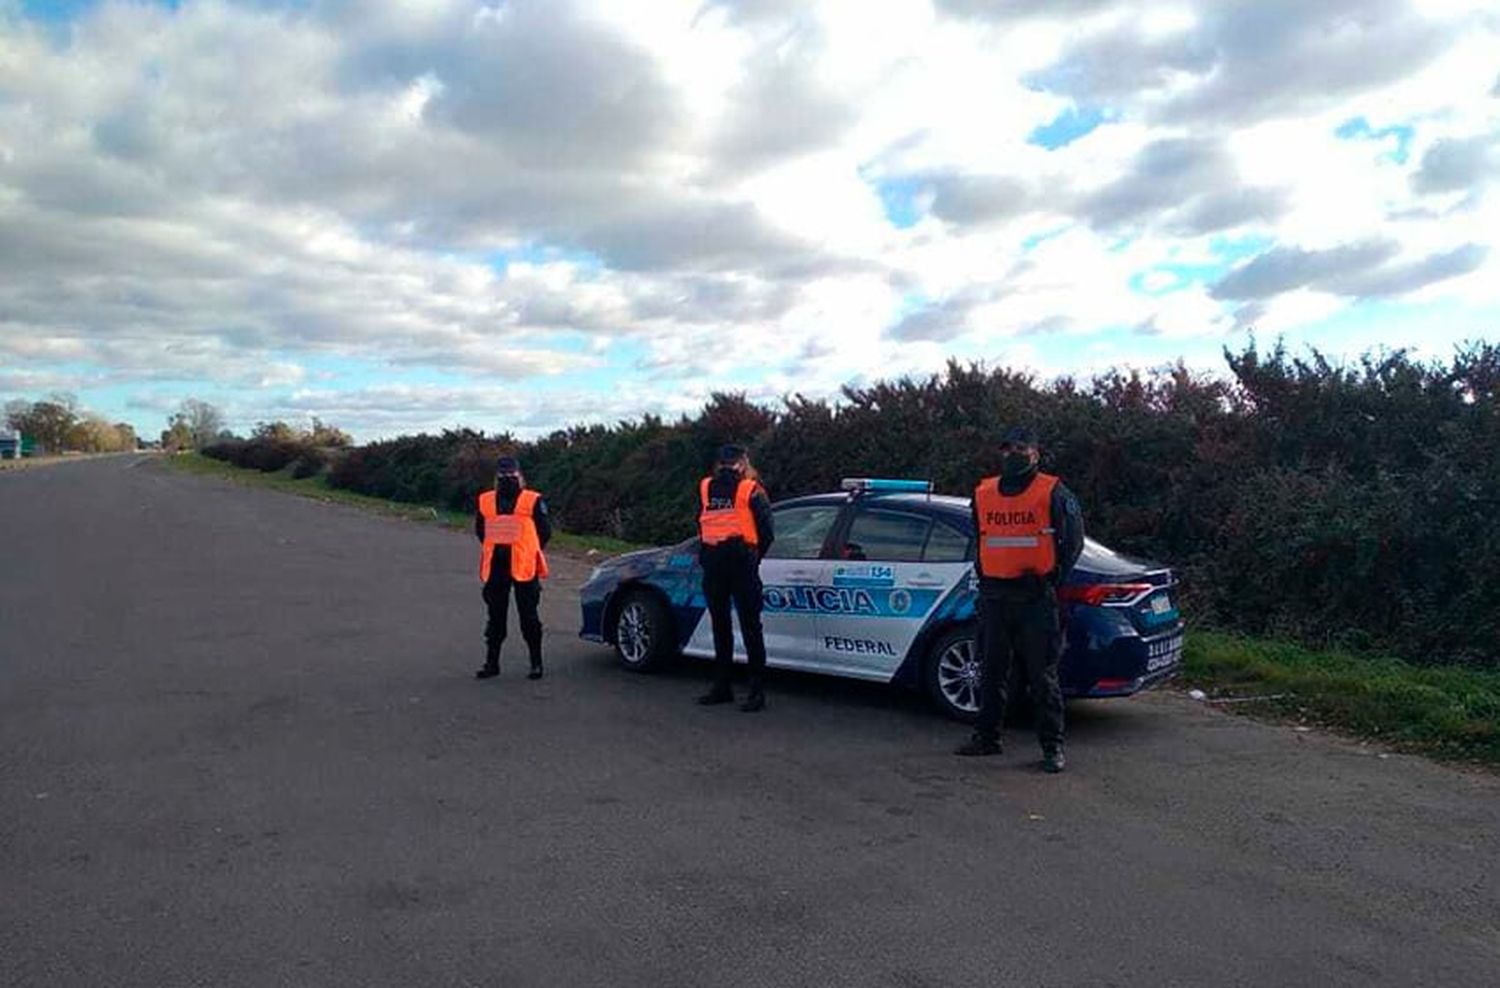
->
[495, 455, 521, 474]
[1000, 425, 1038, 448]
[717, 443, 748, 463]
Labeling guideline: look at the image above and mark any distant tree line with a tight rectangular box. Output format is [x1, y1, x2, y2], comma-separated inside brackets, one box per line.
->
[3, 393, 138, 454]
[202, 418, 352, 477]
[0, 394, 345, 460]
[205, 341, 1500, 669]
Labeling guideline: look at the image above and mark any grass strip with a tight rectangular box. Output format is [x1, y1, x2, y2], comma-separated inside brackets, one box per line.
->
[164, 453, 644, 556]
[1183, 630, 1500, 766]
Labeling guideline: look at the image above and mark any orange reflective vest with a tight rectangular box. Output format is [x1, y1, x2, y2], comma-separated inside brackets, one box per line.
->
[974, 473, 1059, 579]
[478, 488, 549, 583]
[698, 477, 761, 547]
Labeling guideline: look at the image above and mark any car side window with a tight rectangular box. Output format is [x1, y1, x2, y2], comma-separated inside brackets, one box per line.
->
[763, 505, 841, 560]
[924, 520, 972, 563]
[842, 509, 931, 563]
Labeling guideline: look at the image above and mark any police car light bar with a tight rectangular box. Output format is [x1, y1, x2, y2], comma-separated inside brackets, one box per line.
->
[840, 478, 934, 494]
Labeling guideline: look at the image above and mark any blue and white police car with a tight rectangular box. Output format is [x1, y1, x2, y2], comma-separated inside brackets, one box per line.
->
[578, 479, 1184, 721]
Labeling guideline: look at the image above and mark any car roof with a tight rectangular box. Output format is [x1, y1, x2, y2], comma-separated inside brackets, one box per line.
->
[742, 488, 1169, 576]
[771, 490, 972, 523]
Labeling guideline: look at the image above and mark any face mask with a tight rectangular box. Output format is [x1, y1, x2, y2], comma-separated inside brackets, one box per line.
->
[1001, 452, 1034, 479]
[495, 475, 521, 497]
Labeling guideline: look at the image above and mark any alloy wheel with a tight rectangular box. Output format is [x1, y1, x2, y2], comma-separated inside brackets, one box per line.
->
[936, 636, 981, 715]
[617, 600, 652, 665]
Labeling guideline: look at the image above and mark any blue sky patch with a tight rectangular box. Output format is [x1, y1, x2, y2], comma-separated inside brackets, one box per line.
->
[1210, 233, 1275, 264]
[22, 0, 105, 21]
[1021, 226, 1068, 251]
[874, 177, 927, 229]
[1129, 235, 1276, 297]
[1028, 106, 1109, 150]
[483, 244, 606, 275]
[21, 0, 184, 21]
[1335, 117, 1415, 165]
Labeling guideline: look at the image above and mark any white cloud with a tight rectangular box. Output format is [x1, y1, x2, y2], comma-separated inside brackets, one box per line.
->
[0, 0, 1496, 439]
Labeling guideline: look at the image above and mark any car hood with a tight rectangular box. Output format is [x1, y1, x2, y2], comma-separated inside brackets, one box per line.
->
[588, 541, 692, 580]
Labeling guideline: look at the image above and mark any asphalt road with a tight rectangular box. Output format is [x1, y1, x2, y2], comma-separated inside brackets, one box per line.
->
[3, 456, 1498, 987]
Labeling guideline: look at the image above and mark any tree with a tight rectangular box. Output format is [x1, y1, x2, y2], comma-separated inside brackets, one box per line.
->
[5, 393, 79, 454]
[64, 415, 127, 452]
[308, 417, 352, 448]
[252, 420, 299, 443]
[161, 419, 195, 452]
[251, 417, 351, 447]
[3, 398, 28, 431]
[170, 398, 225, 450]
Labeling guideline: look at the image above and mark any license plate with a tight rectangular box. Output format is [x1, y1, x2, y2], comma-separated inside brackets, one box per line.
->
[1150, 595, 1173, 615]
[1147, 649, 1179, 672]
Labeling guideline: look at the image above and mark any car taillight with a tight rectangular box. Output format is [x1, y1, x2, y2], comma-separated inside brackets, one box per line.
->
[1058, 583, 1154, 607]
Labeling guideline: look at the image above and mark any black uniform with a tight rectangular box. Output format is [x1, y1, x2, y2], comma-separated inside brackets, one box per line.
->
[475, 491, 553, 670]
[699, 471, 775, 691]
[969, 473, 1084, 752]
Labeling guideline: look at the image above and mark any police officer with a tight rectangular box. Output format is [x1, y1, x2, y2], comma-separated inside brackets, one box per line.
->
[956, 426, 1084, 772]
[474, 456, 551, 681]
[696, 444, 775, 712]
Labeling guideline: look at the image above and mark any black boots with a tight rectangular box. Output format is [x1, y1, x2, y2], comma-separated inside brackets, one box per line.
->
[477, 646, 546, 681]
[476, 646, 500, 679]
[476, 662, 545, 681]
[526, 636, 544, 680]
[698, 679, 765, 711]
[954, 735, 1002, 757]
[954, 736, 1064, 771]
[697, 681, 734, 705]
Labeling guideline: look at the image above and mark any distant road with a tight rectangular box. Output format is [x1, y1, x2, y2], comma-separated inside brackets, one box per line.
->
[3, 456, 1498, 987]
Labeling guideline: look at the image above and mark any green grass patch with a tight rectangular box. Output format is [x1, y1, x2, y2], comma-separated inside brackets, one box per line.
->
[1183, 630, 1500, 765]
[164, 453, 644, 556]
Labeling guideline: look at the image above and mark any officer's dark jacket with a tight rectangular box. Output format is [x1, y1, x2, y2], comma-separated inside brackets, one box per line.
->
[699, 469, 775, 564]
[969, 470, 1084, 597]
[474, 488, 553, 581]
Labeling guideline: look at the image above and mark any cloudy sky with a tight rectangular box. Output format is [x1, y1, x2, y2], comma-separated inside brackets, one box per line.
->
[2, 0, 1497, 440]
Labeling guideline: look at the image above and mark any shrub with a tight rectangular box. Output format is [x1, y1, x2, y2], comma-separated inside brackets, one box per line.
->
[305, 342, 1499, 669]
[291, 448, 327, 479]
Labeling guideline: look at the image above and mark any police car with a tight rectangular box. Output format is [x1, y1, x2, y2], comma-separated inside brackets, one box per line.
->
[578, 478, 1184, 721]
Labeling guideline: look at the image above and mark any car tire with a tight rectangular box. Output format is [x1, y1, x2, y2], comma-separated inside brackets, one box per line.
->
[612, 590, 674, 672]
[924, 626, 981, 723]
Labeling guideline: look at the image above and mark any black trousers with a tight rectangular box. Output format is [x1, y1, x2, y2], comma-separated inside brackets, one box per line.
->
[973, 591, 1064, 751]
[482, 572, 543, 665]
[701, 551, 767, 685]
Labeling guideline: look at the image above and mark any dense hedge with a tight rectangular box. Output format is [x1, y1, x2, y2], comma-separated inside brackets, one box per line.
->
[245, 342, 1500, 668]
[202, 436, 327, 477]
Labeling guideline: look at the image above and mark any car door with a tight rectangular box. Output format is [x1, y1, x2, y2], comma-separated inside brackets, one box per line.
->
[816, 505, 974, 681]
[682, 501, 842, 668]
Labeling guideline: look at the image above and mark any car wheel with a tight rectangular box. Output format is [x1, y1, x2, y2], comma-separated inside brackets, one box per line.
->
[925, 626, 981, 723]
[613, 590, 674, 672]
